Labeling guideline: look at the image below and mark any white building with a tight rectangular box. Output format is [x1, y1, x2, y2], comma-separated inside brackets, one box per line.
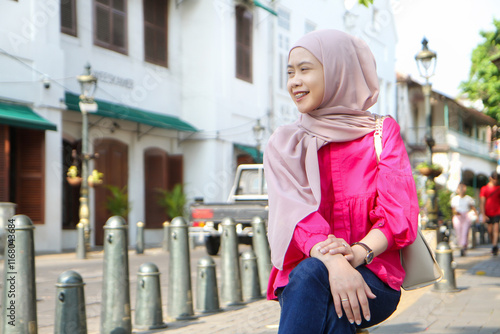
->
[0, 0, 398, 252]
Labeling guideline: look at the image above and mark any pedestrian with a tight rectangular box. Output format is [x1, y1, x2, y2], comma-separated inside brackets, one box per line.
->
[450, 183, 477, 256]
[479, 171, 500, 255]
[264, 29, 419, 334]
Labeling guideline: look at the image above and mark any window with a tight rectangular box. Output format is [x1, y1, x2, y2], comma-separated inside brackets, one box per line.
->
[61, 0, 77, 36]
[235, 5, 253, 82]
[143, 0, 168, 66]
[94, 0, 128, 54]
[305, 21, 316, 34]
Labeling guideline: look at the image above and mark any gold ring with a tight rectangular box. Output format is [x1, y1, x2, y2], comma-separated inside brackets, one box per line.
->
[341, 298, 349, 302]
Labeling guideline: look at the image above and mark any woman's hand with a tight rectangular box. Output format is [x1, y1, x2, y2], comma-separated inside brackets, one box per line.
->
[311, 242, 376, 324]
[314, 234, 354, 261]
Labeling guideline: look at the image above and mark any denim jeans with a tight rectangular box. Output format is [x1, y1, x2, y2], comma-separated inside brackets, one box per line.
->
[277, 257, 401, 334]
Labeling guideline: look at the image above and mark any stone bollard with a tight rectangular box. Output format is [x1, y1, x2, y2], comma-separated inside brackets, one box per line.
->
[54, 270, 87, 334]
[433, 241, 459, 292]
[2, 215, 37, 333]
[196, 256, 221, 313]
[135, 263, 167, 330]
[251, 216, 271, 295]
[220, 217, 243, 306]
[76, 222, 86, 259]
[241, 250, 262, 301]
[136, 221, 145, 254]
[101, 216, 132, 333]
[162, 221, 170, 252]
[168, 217, 196, 320]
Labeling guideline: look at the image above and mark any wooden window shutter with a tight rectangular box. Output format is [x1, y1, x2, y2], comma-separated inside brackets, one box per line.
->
[15, 129, 45, 224]
[167, 154, 183, 190]
[94, 0, 128, 54]
[235, 5, 253, 82]
[143, 0, 168, 67]
[144, 148, 168, 228]
[0, 125, 10, 202]
[61, 0, 77, 36]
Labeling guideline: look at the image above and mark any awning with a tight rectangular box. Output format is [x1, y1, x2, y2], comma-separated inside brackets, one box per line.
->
[234, 143, 262, 162]
[254, 0, 278, 16]
[0, 102, 57, 131]
[65, 92, 197, 132]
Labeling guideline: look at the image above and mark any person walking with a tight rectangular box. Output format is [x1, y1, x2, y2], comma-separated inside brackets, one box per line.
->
[450, 183, 477, 256]
[480, 171, 500, 255]
[264, 29, 419, 334]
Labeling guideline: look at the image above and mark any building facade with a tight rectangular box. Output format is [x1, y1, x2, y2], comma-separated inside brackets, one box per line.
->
[0, 0, 398, 252]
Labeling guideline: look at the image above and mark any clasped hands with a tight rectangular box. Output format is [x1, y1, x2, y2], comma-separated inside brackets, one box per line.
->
[310, 234, 376, 326]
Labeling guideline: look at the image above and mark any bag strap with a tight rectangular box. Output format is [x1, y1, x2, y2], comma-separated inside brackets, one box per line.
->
[374, 116, 387, 162]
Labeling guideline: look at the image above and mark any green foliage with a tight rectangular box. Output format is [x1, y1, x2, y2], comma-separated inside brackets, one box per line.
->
[460, 19, 500, 122]
[358, 0, 373, 7]
[157, 184, 187, 219]
[105, 185, 131, 218]
[416, 161, 442, 171]
[437, 188, 453, 221]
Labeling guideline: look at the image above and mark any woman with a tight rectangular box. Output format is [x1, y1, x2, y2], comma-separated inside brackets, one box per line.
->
[451, 183, 477, 256]
[264, 29, 419, 333]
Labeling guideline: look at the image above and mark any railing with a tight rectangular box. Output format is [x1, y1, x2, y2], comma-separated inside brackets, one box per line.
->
[406, 126, 492, 157]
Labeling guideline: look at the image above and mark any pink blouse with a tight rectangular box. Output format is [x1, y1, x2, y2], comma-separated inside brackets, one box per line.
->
[267, 118, 419, 300]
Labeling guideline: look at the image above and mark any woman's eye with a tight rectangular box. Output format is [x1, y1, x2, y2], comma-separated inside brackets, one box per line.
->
[300, 67, 309, 72]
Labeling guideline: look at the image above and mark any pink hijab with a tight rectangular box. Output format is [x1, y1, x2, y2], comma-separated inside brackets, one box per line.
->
[264, 29, 380, 270]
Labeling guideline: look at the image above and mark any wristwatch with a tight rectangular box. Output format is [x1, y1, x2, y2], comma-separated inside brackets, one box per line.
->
[351, 242, 374, 265]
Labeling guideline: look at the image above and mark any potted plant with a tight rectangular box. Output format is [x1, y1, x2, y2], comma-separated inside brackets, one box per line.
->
[88, 169, 104, 187]
[157, 184, 187, 219]
[416, 161, 443, 178]
[66, 165, 82, 186]
[105, 185, 131, 218]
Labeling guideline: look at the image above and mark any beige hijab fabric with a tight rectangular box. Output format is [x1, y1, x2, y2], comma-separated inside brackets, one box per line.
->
[264, 29, 380, 270]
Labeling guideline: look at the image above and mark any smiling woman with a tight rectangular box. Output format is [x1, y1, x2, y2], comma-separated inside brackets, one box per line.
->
[287, 48, 325, 114]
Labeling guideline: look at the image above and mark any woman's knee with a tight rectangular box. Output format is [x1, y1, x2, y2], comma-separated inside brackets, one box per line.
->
[289, 257, 329, 287]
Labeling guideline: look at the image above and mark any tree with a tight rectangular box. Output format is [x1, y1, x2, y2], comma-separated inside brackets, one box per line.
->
[460, 19, 500, 122]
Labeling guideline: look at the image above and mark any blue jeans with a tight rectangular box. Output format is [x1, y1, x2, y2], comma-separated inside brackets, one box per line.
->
[277, 257, 401, 334]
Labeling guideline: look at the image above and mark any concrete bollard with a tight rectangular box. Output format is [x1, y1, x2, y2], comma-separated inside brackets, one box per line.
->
[196, 256, 222, 313]
[162, 221, 170, 252]
[54, 270, 87, 334]
[76, 222, 86, 259]
[136, 221, 145, 254]
[2, 215, 37, 333]
[433, 241, 459, 292]
[134, 263, 167, 330]
[220, 217, 243, 306]
[101, 216, 132, 333]
[168, 216, 196, 320]
[241, 250, 262, 301]
[251, 216, 271, 295]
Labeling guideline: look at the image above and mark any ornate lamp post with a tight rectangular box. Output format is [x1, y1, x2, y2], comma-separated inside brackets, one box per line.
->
[252, 119, 265, 163]
[76, 64, 98, 258]
[415, 38, 438, 228]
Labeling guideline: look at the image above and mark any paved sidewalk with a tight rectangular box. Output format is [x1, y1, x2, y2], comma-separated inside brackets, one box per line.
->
[2, 243, 499, 333]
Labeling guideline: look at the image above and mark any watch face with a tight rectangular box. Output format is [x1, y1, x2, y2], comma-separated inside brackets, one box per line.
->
[366, 251, 374, 264]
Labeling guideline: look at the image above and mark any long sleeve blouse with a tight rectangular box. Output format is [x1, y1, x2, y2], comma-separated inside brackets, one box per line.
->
[267, 118, 419, 300]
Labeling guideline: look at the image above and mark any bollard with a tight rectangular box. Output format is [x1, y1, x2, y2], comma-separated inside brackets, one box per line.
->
[220, 217, 243, 306]
[101, 216, 132, 333]
[136, 221, 145, 254]
[162, 221, 170, 252]
[76, 222, 86, 259]
[470, 223, 477, 249]
[54, 270, 87, 334]
[479, 222, 487, 244]
[251, 216, 271, 295]
[241, 250, 262, 301]
[2, 215, 37, 333]
[168, 216, 196, 320]
[433, 241, 459, 292]
[135, 263, 167, 330]
[196, 256, 222, 313]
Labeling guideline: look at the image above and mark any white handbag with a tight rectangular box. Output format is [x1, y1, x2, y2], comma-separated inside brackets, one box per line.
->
[374, 116, 442, 290]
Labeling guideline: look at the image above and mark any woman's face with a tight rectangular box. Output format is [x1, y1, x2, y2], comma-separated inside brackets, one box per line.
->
[287, 47, 325, 114]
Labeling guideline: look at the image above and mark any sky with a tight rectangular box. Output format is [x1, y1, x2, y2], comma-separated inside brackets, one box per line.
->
[392, 0, 500, 99]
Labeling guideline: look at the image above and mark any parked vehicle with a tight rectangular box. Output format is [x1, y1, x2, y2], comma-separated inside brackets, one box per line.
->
[189, 164, 268, 255]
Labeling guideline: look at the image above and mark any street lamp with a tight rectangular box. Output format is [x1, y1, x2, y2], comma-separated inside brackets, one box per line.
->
[252, 119, 265, 163]
[76, 63, 98, 258]
[415, 38, 438, 228]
